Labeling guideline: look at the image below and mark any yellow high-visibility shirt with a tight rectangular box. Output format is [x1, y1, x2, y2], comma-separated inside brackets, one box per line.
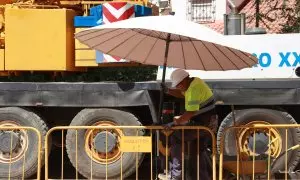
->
[184, 77, 213, 111]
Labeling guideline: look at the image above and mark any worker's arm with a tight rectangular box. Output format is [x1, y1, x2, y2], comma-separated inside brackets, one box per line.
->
[166, 88, 184, 98]
[174, 111, 196, 125]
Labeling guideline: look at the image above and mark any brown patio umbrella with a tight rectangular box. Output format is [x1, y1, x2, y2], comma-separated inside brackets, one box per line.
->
[75, 16, 257, 71]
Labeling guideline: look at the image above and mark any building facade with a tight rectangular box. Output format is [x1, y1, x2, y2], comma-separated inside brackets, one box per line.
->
[160, 0, 296, 34]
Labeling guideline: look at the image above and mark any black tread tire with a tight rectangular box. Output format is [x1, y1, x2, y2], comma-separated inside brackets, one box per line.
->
[217, 108, 300, 173]
[0, 107, 48, 179]
[66, 108, 145, 179]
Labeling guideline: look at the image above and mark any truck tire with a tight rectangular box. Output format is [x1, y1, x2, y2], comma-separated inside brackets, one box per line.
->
[217, 108, 300, 173]
[0, 107, 48, 179]
[66, 108, 145, 179]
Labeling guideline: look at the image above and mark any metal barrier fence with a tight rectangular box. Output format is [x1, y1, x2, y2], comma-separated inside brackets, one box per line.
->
[0, 126, 42, 180]
[44, 125, 216, 180]
[2, 124, 298, 179]
[219, 124, 300, 180]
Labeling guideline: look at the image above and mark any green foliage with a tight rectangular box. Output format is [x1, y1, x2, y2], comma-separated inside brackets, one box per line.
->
[77, 66, 158, 82]
[247, 0, 290, 29]
[248, 0, 300, 33]
[281, 0, 300, 33]
[0, 66, 158, 82]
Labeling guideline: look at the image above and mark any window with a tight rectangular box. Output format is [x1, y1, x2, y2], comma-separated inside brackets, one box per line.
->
[188, 0, 216, 23]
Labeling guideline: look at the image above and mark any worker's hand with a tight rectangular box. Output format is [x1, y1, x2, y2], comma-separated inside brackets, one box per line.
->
[173, 115, 189, 125]
[163, 121, 175, 130]
[174, 116, 181, 120]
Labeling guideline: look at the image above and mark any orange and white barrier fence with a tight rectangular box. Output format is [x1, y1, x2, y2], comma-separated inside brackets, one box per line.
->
[44, 126, 217, 180]
[219, 124, 300, 180]
[0, 126, 42, 180]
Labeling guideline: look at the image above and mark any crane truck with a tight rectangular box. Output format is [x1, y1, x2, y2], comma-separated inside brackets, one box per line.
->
[0, 0, 300, 179]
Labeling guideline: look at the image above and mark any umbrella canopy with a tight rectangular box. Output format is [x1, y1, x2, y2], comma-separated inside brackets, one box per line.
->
[75, 15, 257, 71]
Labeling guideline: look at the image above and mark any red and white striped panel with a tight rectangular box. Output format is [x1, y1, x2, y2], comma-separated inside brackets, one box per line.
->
[101, 2, 135, 62]
[103, 54, 127, 63]
[103, 2, 135, 24]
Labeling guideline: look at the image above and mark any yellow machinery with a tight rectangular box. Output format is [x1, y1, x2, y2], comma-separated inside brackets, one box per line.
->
[5, 7, 78, 71]
[0, 2, 160, 179]
[0, 0, 158, 75]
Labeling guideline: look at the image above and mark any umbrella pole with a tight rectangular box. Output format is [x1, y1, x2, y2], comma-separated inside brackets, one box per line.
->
[155, 33, 171, 179]
[157, 63, 167, 124]
[158, 33, 171, 124]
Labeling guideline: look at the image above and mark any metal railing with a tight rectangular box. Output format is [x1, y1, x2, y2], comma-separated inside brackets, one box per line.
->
[2, 123, 298, 179]
[44, 125, 216, 180]
[0, 126, 42, 180]
[187, 0, 216, 23]
[219, 124, 300, 180]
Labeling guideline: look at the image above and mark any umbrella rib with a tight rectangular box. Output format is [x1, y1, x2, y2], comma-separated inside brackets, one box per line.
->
[158, 32, 167, 41]
[240, 51, 257, 63]
[75, 28, 107, 38]
[130, 29, 200, 42]
[179, 36, 187, 69]
[138, 30, 190, 42]
[213, 44, 239, 69]
[190, 39, 205, 70]
[149, 30, 161, 39]
[124, 30, 155, 59]
[90, 29, 132, 49]
[143, 34, 161, 64]
[227, 48, 252, 66]
[134, 29, 166, 41]
[201, 41, 224, 70]
[132, 29, 193, 42]
[106, 29, 140, 54]
[76, 28, 121, 42]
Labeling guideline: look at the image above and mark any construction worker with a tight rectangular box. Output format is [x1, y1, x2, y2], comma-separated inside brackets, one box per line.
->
[158, 69, 217, 180]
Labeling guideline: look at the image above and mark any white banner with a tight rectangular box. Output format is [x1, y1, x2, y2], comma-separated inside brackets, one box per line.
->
[157, 33, 300, 80]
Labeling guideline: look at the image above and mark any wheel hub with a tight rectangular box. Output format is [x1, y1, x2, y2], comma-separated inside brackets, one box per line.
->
[0, 121, 28, 164]
[84, 121, 124, 164]
[248, 132, 269, 154]
[0, 131, 20, 153]
[93, 131, 117, 153]
[239, 121, 282, 157]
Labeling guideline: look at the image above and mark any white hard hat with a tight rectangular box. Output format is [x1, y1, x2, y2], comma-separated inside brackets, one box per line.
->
[170, 69, 189, 87]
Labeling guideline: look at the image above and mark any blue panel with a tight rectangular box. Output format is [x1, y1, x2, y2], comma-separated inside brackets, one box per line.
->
[134, 5, 152, 17]
[74, 16, 102, 27]
[90, 5, 103, 19]
[74, 5, 103, 27]
[96, 51, 105, 63]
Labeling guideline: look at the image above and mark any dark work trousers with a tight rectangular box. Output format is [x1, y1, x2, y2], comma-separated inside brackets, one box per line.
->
[170, 109, 217, 180]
